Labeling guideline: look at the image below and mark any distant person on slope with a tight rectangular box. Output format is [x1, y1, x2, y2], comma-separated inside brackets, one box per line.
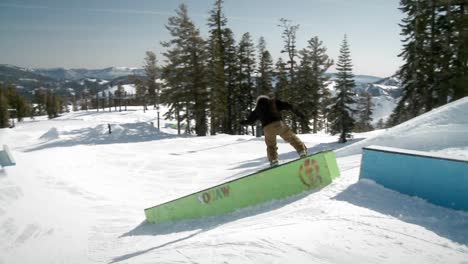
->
[240, 95, 308, 167]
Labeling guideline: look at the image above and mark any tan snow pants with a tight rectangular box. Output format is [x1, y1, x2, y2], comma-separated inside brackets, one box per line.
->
[263, 121, 307, 162]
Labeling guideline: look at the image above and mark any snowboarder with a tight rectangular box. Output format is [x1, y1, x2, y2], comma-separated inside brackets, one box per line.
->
[240, 95, 308, 166]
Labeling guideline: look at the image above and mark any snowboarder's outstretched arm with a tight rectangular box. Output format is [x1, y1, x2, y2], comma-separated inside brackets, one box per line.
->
[276, 100, 306, 119]
[240, 111, 258, 126]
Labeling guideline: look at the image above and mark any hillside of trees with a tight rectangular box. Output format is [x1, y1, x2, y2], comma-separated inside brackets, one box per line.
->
[1, 0, 466, 143]
[149, 1, 363, 141]
[388, 0, 467, 125]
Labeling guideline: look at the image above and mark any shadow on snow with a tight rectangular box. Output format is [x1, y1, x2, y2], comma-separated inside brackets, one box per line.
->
[169, 137, 263, 156]
[24, 122, 186, 152]
[333, 180, 468, 247]
[109, 190, 319, 263]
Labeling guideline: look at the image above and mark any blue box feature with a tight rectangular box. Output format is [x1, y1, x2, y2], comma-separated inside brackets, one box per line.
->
[360, 145, 468, 211]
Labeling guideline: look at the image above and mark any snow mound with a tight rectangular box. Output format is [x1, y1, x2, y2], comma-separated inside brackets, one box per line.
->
[39, 127, 59, 141]
[337, 97, 468, 157]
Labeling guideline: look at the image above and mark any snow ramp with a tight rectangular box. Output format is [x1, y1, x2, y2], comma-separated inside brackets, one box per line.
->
[145, 150, 340, 224]
[336, 96, 468, 157]
[361, 145, 468, 211]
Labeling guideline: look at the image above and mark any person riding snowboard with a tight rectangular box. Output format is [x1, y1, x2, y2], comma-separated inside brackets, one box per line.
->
[240, 95, 308, 166]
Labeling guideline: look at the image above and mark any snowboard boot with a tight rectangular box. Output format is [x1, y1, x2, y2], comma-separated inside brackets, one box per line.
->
[299, 150, 307, 158]
[270, 160, 279, 167]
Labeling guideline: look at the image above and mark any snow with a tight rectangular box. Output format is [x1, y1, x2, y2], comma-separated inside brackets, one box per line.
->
[371, 95, 398, 125]
[374, 84, 400, 91]
[325, 80, 400, 125]
[99, 79, 164, 97]
[362, 145, 468, 163]
[0, 97, 467, 263]
[99, 84, 137, 97]
[336, 96, 468, 157]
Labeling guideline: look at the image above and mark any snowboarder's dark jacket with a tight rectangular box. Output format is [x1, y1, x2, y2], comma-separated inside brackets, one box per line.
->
[241, 96, 305, 128]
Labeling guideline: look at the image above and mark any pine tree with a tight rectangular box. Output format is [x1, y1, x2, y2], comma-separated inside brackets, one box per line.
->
[80, 93, 87, 111]
[274, 58, 290, 101]
[297, 36, 333, 133]
[449, 1, 468, 100]
[144, 51, 159, 108]
[319, 80, 333, 133]
[34, 88, 47, 115]
[115, 83, 125, 112]
[223, 28, 240, 134]
[207, 0, 229, 135]
[46, 89, 61, 119]
[390, 0, 468, 126]
[257, 37, 274, 96]
[278, 18, 300, 132]
[278, 18, 300, 87]
[0, 84, 10, 128]
[237, 32, 257, 135]
[354, 92, 374, 132]
[188, 29, 210, 136]
[329, 35, 356, 143]
[107, 91, 113, 112]
[161, 4, 208, 136]
[5, 83, 30, 121]
[130, 75, 147, 112]
[272, 57, 296, 129]
[255, 37, 274, 137]
[392, 0, 428, 125]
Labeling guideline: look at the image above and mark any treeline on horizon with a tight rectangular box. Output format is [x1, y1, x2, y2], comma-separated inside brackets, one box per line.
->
[0, 0, 466, 144]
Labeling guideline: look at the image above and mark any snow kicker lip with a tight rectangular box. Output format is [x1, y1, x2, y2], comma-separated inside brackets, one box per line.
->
[144, 150, 340, 224]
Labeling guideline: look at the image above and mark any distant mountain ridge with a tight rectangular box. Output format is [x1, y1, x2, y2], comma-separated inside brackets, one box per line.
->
[325, 74, 402, 125]
[363, 76, 402, 99]
[0, 64, 57, 87]
[33, 67, 145, 80]
[0, 64, 50, 81]
[361, 76, 402, 124]
[0, 64, 143, 97]
[1, 64, 402, 125]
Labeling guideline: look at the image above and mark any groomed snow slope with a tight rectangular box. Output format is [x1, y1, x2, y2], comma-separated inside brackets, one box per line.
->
[0, 99, 467, 264]
[336, 96, 468, 158]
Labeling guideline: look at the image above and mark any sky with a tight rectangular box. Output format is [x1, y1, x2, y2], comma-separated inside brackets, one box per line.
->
[0, 0, 404, 77]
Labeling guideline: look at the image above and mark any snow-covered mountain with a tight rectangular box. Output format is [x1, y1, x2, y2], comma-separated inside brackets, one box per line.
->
[0, 65, 147, 99]
[3, 63, 402, 126]
[362, 76, 402, 124]
[327, 75, 403, 125]
[364, 76, 402, 98]
[33, 67, 145, 81]
[97, 79, 164, 97]
[0, 64, 56, 87]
